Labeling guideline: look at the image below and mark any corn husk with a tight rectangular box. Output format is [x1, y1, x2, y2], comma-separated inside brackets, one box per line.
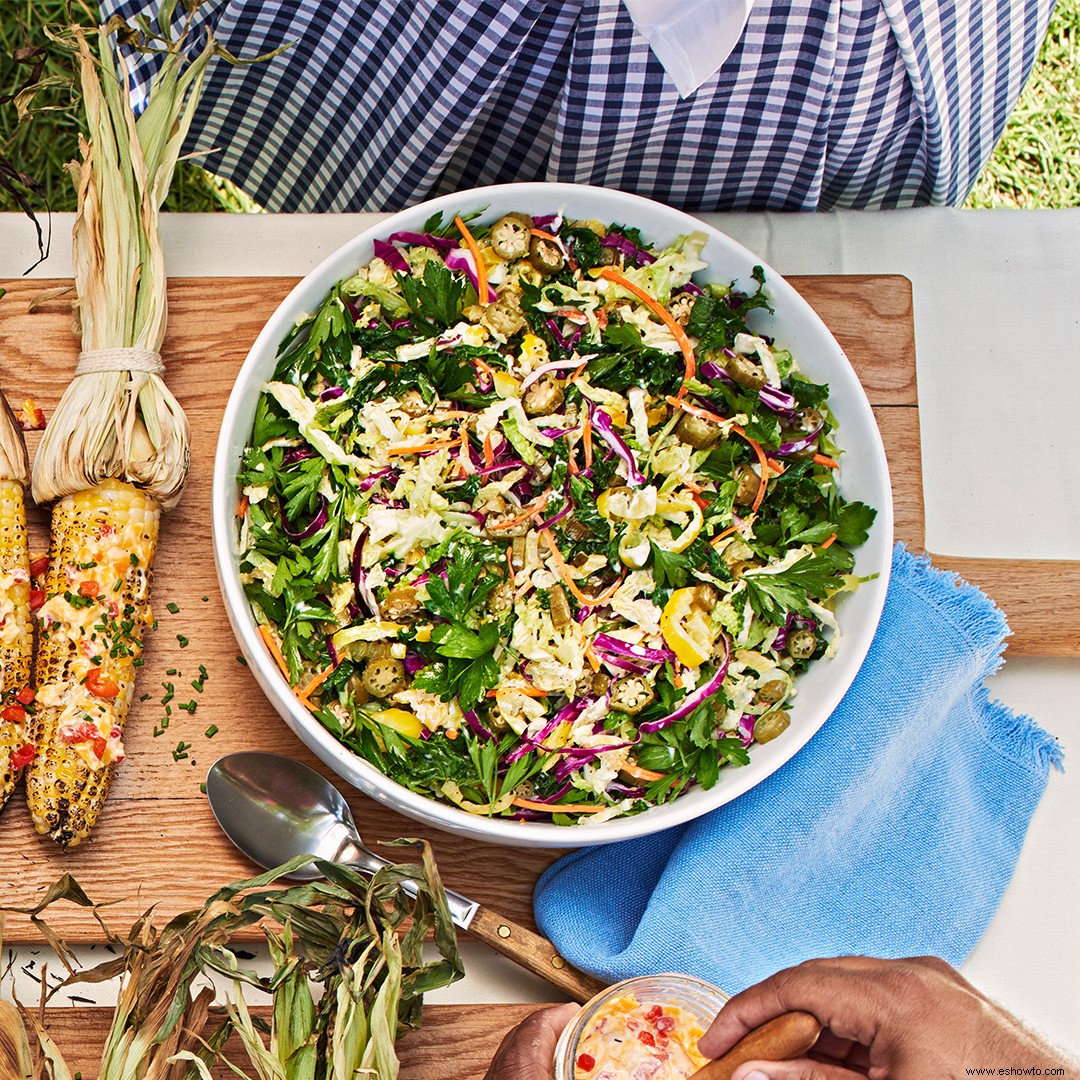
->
[30, 5, 218, 510]
[0, 394, 29, 486]
[0, 846, 463, 1079]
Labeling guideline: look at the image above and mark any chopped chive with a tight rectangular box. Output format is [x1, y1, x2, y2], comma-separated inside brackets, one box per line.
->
[161, 682, 174, 704]
[113, 579, 123, 592]
[161, 716, 170, 728]
[177, 634, 189, 648]
[129, 553, 139, 566]
[191, 678, 204, 692]
[199, 782, 207, 794]
[139, 693, 151, 702]
[166, 668, 178, 676]
[201, 596, 209, 602]
[166, 602, 180, 614]
[236, 654, 248, 666]
[204, 725, 218, 738]
[153, 726, 165, 737]
[172, 740, 191, 761]
[178, 700, 198, 714]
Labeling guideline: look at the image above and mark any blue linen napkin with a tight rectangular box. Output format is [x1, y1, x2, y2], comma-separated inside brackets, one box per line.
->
[533, 544, 1063, 993]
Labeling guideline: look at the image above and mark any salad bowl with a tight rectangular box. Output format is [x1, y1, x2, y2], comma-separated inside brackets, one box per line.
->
[212, 182, 893, 847]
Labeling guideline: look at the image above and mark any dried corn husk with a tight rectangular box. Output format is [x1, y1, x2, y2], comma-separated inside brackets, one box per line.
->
[0, 395, 29, 486]
[30, 6, 218, 510]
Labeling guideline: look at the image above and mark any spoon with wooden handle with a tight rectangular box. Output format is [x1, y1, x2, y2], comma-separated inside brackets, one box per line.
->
[689, 1012, 823, 1080]
[206, 752, 608, 1003]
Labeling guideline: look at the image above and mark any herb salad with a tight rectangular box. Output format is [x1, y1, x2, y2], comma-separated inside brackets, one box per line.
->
[237, 209, 875, 826]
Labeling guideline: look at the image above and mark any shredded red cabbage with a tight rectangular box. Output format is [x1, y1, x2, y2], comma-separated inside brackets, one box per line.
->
[590, 407, 646, 485]
[639, 636, 731, 734]
[776, 421, 824, 456]
[281, 495, 328, 541]
[463, 708, 495, 742]
[445, 248, 497, 302]
[351, 526, 380, 618]
[386, 230, 456, 255]
[601, 232, 657, 266]
[592, 633, 673, 664]
[373, 239, 409, 274]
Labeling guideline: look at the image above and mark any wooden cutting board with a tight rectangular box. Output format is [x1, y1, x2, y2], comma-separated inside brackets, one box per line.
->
[0, 273, 1072, 951]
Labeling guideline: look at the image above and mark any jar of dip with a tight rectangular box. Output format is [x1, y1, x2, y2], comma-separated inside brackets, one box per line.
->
[553, 973, 729, 1080]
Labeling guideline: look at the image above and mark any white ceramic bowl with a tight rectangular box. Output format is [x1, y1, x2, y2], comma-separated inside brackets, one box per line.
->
[212, 182, 893, 848]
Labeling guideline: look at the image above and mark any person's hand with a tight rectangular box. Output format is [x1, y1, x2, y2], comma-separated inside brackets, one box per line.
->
[484, 1002, 579, 1080]
[697, 956, 1079, 1080]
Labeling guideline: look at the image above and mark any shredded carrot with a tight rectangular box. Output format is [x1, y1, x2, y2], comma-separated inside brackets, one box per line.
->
[454, 215, 490, 303]
[597, 267, 695, 389]
[386, 437, 461, 456]
[584, 641, 602, 673]
[236, 494, 249, 518]
[821, 532, 838, 549]
[511, 796, 608, 814]
[691, 493, 710, 510]
[665, 395, 726, 426]
[663, 395, 771, 509]
[487, 684, 548, 699]
[458, 430, 474, 472]
[709, 523, 741, 549]
[259, 625, 290, 682]
[488, 490, 551, 531]
[530, 228, 559, 241]
[506, 544, 515, 579]
[766, 457, 786, 475]
[538, 527, 625, 607]
[741, 431, 771, 513]
[621, 762, 668, 783]
[813, 452, 840, 469]
[682, 478, 704, 494]
[483, 431, 496, 467]
[473, 356, 497, 386]
[582, 409, 593, 467]
[297, 663, 335, 703]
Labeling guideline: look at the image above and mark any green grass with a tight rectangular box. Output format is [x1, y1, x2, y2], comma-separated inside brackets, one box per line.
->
[2, 0, 1078, 214]
[965, 0, 1080, 208]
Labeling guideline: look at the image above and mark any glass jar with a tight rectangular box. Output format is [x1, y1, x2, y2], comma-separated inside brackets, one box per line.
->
[553, 973, 729, 1080]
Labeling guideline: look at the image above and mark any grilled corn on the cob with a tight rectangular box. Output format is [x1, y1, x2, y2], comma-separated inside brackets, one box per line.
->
[26, 479, 160, 847]
[0, 396, 34, 811]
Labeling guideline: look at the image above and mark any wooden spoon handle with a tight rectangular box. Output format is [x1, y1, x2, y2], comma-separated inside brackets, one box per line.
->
[690, 1012, 822, 1080]
[467, 905, 607, 1004]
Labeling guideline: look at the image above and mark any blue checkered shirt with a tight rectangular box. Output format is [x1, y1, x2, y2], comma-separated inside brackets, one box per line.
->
[102, 0, 1054, 212]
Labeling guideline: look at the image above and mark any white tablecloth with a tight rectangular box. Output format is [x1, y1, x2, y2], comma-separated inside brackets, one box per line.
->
[1, 208, 1077, 1056]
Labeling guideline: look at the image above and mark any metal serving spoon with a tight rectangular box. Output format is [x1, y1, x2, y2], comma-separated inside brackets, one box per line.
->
[205, 751, 607, 1003]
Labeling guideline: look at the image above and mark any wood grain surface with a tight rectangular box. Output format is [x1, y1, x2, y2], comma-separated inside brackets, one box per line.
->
[0, 274, 1069, 952]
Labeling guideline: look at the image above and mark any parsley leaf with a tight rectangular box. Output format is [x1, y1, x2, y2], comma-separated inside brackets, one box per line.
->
[741, 547, 855, 621]
[399, 261, 467, 329]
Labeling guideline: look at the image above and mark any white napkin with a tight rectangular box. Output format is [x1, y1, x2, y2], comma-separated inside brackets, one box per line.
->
[622, 0, 755, 98]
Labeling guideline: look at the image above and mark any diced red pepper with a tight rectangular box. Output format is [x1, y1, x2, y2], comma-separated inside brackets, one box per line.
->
[576, 1053, 595, 1072]
[60, 721, 100, 745]
[2, 704, 26, 724]
[85, 667, 120, 699]
[78, 580, 100, 598]
[15, 687, 35, 705]
[645, 1006, 664, 1023]
[29, 589, 45, 611]
[9, 742, 35, 770]
[29, 555, 49, 578]
[637, 1031, 655, 1046]
[92, 736, 107, 760]
[655, 1016, 675, 1033]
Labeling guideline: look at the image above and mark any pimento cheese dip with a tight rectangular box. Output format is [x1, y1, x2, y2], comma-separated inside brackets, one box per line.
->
[574, 993, 708, 1079]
